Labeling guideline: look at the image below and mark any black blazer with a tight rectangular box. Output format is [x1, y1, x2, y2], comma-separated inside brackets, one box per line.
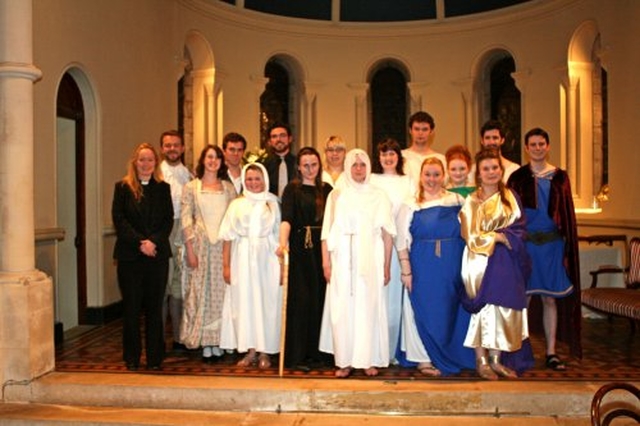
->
[261, 151, 297, 195]
[112, 178, 174, 262]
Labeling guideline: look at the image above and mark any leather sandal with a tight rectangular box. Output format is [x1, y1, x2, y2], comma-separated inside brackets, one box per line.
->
[476, 356, 498, 381]
[236, 352, 257, 367]
[417, 363, 442, 377]
[489, 355, 518, 379]
[545, 354, 567, 371]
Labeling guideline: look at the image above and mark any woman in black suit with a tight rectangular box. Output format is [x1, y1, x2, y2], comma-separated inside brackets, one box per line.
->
[112, 142, 174, 371]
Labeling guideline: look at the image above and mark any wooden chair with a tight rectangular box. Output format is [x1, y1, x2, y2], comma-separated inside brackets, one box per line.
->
[581, 237, 640, 330]
[590, 382, 640, 426]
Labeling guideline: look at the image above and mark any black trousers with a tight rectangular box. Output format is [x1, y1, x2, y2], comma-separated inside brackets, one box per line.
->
[117, 257, 168, 367]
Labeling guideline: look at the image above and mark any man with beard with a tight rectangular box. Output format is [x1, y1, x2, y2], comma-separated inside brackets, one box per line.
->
[262, 122, 297, 198]
[479, 120, 520, 183]
[159, 130, 193, 352]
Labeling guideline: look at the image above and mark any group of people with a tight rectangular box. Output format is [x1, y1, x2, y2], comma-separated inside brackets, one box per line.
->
[111, 112, 579, 380]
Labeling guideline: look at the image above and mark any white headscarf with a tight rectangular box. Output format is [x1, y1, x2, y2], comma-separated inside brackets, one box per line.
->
[343, 148, 372, 190]
[240, 162, 278, 238]
[241, 162, 277, 202]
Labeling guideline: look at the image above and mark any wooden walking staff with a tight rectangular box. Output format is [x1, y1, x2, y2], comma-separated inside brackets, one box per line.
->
[278, 248, 290, 377]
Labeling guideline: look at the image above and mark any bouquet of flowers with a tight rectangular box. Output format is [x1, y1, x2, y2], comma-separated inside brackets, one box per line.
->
[243, 148, 269, 164]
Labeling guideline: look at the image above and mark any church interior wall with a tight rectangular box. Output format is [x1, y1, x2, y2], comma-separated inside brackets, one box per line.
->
[32, 0, 181, 311]
[28, 0, 640, 313]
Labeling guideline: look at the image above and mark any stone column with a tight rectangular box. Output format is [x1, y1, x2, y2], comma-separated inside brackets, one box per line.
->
[347, 82, 369, 150]
[0, 0, 54, 386]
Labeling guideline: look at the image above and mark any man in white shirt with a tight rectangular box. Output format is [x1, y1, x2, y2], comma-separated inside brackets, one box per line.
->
[222, 132, 246, 194]
[401, 111, 446, 183]
[479, 120, 520, 183]
[159, 130, 193, 352]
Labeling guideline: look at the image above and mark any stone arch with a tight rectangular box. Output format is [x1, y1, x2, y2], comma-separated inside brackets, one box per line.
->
[564, 19, 603, 210]
[260, 53, 309, 148]
[183, 30, 216, 168]
[470, 47, 521, 161]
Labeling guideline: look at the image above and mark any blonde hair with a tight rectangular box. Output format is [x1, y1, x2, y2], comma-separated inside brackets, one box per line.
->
[416, 157, 445, 204]
[122, 142, 163, 201]
[324, 135, 345, 151]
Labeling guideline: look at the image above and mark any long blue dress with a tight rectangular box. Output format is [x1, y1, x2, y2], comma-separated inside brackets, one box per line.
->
[397, 194, 475, 375]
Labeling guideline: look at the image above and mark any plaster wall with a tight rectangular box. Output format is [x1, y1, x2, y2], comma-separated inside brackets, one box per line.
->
[28, 0, 640, 312]
[32, 0, 180, 308]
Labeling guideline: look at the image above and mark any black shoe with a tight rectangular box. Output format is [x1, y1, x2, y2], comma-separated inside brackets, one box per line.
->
[125, 362, 139, 371]
[146, 364, 163, 371]
[295, 363, 311, 372]
[172, 342, 188, 353]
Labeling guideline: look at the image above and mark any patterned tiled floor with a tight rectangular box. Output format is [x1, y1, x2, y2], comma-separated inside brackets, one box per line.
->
[55, 317, 640, 381]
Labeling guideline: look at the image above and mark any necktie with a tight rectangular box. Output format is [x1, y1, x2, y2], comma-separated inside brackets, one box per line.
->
[278, 156, 287, 197]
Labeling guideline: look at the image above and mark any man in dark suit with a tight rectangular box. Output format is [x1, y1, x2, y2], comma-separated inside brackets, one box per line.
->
[261, 122, 297, 198]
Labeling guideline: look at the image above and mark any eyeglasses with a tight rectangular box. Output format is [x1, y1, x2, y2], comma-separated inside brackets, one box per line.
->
[326, 147, 345, 153]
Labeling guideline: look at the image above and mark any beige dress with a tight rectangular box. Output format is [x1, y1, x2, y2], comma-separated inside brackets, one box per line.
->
[179, 179, 236, 349]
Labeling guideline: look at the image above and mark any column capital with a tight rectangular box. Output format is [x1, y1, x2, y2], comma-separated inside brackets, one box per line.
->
[511, 68, 531, 93]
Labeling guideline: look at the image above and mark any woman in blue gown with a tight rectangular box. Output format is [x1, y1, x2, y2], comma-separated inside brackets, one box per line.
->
[396, 157, 475, 376]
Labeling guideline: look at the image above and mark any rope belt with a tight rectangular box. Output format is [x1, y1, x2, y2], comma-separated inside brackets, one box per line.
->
[299, 225, 322, 249]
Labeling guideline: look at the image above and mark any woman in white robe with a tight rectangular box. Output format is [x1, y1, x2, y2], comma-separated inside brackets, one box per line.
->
[319, 149, 396, 377]
[219, 162, 281, 369]
[369, 138, 414, 363]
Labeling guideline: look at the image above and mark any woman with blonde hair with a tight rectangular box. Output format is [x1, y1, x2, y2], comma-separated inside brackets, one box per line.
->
[112, 143, 173, 371]
[396, 157, 475, 376]
[321, 135, 346, 188]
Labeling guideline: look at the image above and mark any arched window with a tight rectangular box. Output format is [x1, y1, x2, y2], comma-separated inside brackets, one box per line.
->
[476, 51, 521, 163]
[370, 64, 409, 153]
[368, 61, 409, 157]
[490, 57, 521, 164]
[592, 36, 609, 189]
[261, 59, 290, 147]
[565, 20, 608, 210]
[259, 55, 305, 149]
